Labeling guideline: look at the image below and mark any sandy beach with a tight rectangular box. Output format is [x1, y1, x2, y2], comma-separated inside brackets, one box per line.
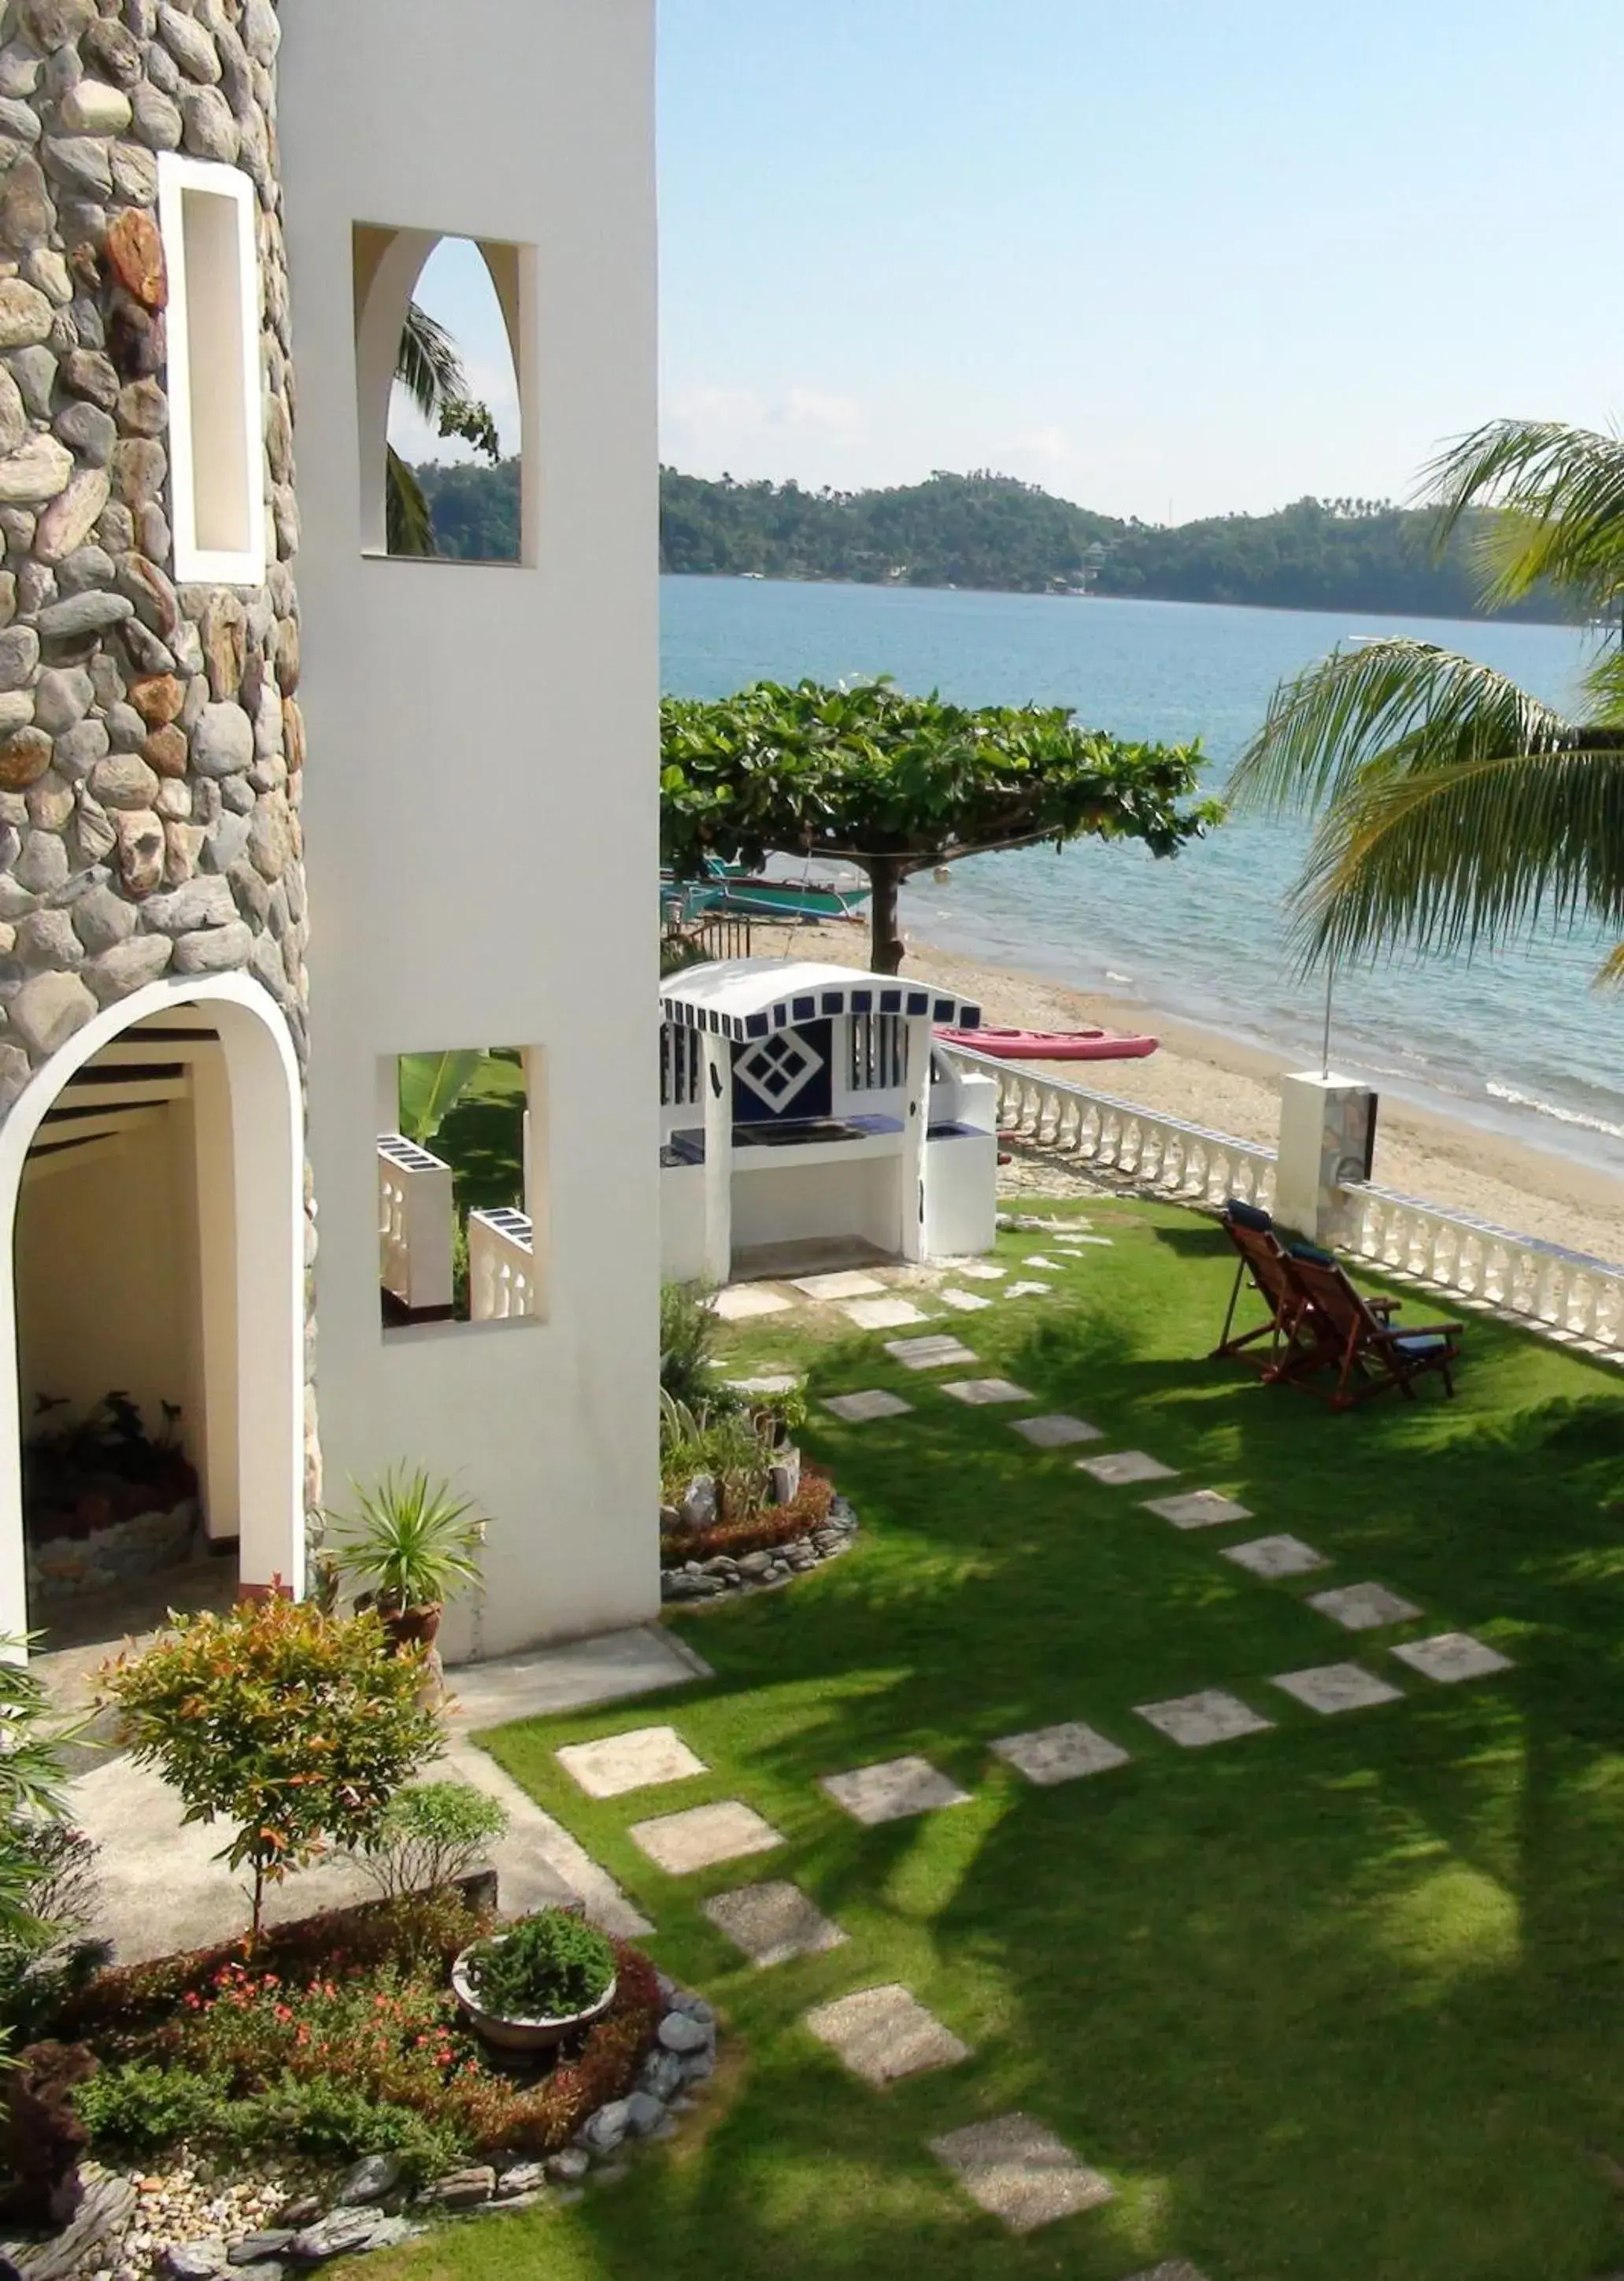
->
[763, 919, 1624, 1265]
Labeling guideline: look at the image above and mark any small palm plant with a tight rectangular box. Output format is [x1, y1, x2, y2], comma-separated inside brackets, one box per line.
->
[327, 1468, 486, 1639]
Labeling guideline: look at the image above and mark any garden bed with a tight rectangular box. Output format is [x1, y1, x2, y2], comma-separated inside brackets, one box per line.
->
[660, 1475, 858, 1600]
[9, 1887, 718, 2277]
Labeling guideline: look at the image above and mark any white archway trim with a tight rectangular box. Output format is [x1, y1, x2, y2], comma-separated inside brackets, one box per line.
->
[0, 975, 306, 1652]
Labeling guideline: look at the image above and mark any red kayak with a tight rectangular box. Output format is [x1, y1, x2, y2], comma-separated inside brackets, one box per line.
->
[936, 1025, 1160, 1062]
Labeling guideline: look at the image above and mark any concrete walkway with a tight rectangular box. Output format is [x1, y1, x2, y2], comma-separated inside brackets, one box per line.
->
[68, 1624, 707, 1961]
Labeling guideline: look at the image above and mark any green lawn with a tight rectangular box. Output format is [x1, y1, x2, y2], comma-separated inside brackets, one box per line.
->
[378, 1197, 1624, 2280]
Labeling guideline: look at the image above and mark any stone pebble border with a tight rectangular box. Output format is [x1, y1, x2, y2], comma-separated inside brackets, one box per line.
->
[660, 1492, 859, 1604]
[26, 1983, 717, 2281]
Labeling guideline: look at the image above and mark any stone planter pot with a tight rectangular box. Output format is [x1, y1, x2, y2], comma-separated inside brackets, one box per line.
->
[451, 1939, 617, 2055]
[382, 1602, 442, 1653]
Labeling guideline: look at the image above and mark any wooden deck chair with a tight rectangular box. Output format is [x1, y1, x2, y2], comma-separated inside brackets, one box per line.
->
[1283, 1253, 1462, 1409]
[1212, 1202, 1306, 1367]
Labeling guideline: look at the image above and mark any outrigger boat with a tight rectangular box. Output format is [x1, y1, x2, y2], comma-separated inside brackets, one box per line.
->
[936, 1024, 1160, 1063]
[660, 857, 871, 924]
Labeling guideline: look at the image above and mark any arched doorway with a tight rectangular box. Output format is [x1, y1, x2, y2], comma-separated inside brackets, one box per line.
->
[0, 975, 305, 1654]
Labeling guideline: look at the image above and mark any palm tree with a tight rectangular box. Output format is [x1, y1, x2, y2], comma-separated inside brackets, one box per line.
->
[1231, 420, 1624, 983]
[387, 303, 501, 557]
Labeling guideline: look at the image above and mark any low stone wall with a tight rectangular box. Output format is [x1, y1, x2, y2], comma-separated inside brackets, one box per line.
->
[661, 1492, 859, 1602]
[27, 1490, 197, 1598]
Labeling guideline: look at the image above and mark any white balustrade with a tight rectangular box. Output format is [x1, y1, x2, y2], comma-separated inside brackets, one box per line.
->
[942, 1044, 1277, 1212]
[376, 1133, 453, 1316]
[468, 1206, 537, 1322]
[940, 1044, 1624, 1357]
[1336, 1183, 1624, 1353]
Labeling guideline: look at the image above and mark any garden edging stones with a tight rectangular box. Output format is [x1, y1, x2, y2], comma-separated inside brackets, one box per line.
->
[91, 1981, 719, 2279]
[660, 1492, 859, 1602]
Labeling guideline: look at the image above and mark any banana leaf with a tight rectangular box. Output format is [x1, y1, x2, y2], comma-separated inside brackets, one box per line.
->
[398, 1050, 486, 1145]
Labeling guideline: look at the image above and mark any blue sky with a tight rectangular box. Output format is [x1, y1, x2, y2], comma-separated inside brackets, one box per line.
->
[397, 0, 1624, 521]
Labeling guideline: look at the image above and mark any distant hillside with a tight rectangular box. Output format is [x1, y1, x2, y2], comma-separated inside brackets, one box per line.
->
[417, 461, 1571, 624]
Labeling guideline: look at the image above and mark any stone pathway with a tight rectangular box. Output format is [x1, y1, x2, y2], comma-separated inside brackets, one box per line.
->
[805, 1984, 969, 2084]
[844, 1296, 932, 1330]
[820, 1755, 971, 1824]
[1134, 1689, 1274, 1748]
[557, 1724, 707, 1798]
[703, 1880, 847, 1968]
[1145, 1490, 1253, 1530]
[1393, 1631, 1512, 1682]
[940, 1288, 993, 1313]
[1308, 1582, 1423, 1631]
[1271, 1663, 1402, 1716]
[823, 1389, 914, 1422]
[1012, 1413, 1102, 1446]
[929, 2113, 1112, 2232]
[628, 1799, 782, 1875]
[941, 1377, 1034, 1406]
[1223, 1534, 1328, 1578]
[1078, 1450, 1178, 1486]
[886, 1334, 979, 1369]
[991, 1720, 1129, 1784]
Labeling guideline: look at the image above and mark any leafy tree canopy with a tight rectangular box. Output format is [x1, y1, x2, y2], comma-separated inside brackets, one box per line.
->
[662, 678, 1219, 972]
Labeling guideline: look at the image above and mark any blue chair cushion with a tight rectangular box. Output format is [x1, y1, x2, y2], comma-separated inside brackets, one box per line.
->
[1287, 1240, 1336, 1265]
[1225, 1198, 1274, 1232]
[1394, 1335, 1448, 1357]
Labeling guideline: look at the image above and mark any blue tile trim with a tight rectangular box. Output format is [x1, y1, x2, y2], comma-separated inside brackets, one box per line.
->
[851, 990, 872, 1013]
[791, 995, 816, 1021]
[879, 989, 901, 1014]
[905, 992, 928, 1016]
[932, 998, 955, 1022]
[820, 991, 844, 1015]
[745, 1012, 769, 1039]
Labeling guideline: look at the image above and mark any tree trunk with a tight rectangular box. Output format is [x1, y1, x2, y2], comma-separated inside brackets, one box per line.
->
[866, 857, 905, 975]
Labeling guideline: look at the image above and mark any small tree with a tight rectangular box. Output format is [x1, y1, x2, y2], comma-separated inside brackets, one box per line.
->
[100, 1598, 444, 1943]
[662, 677, 1219, 973]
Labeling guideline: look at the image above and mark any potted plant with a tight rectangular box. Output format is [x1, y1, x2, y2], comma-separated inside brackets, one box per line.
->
[327, 1466, 486, 1654]
[452, 1908, 618, 2054]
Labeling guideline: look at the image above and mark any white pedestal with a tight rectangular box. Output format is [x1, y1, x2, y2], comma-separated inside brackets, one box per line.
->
[1275, 1072, 1378, 1242]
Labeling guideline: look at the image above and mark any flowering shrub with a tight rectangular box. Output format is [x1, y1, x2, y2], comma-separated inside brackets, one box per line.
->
[56, 1892, 662, 2168]
[98, 1598, 445, 1940]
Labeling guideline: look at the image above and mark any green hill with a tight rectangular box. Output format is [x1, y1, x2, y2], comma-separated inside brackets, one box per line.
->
[416, 461, 1571, 624]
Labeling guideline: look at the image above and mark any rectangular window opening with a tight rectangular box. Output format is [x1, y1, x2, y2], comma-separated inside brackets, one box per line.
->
[377, 1046, 544, 1334]
[158, 154, 265, 584]
[849, 1013, 908, 1092]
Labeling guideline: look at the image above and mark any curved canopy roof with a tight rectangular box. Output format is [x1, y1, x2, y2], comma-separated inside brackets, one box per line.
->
[660, 958, 982, 1043]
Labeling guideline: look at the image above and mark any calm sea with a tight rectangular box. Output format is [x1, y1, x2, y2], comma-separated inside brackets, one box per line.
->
[661, 575, 1622, 1178]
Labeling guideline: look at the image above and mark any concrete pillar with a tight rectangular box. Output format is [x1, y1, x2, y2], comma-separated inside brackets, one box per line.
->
[701, 1036, 732, 1287]
[898, 1018, 929, 1263]
[1275, 1072, 1378, 1243]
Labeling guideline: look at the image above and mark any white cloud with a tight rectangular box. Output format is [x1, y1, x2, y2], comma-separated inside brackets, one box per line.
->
[661, 383, 865, 479]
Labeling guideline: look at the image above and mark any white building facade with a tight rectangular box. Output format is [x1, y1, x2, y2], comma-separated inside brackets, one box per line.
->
[0, 0, 659, 1659]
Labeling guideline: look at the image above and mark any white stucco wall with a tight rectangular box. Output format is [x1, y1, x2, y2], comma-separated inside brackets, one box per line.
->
[279, 0, 660, 1657]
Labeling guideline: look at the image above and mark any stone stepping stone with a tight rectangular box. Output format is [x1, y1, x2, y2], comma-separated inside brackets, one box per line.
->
[1023, 1254, 1062, 1269]
[557, 1724, 707, 1799]
[1392, 1631, 1513, 1683]
[1223, 1533, 1328, 1579]
[953, 1261, 1008, 1280]
[712, 1285, 794, 1320]
[1011, 1413, 1102, 1448]
[703, 1879, 847, 1968]
[627, 1799, 783, 1876]
[1057, 1235, 1114, 1247]
[940, 1287, 993, 1313]
[820, 1753, 971, 1824]
[1077, 1450, 1177, 1486]
[942, 1377, 1034, 1406]
[1308, 1581, 1422, 1632]
[991, 1720, 1129, 1784]
[1134, 1689, 1273, 1748]
[1005, 1280, 1052, 1298]
[1144, 1489, 1253, 1531]
[805, 1983, 969, 2084]
[886, 1334, 979, 1369]
[727, 1373, 801, 1395]
[793, 1270, 887, 1300]
[929, 2113, 1112, 2232]
[1271, 1662, 1402, 1716]
[823, 1389, 914, 1423]
[843, 1296, 931, 1331]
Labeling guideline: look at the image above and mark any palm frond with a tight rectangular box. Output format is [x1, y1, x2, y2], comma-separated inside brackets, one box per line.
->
[395, 302, 466, 424]
[385, 446, 435, 556]
[1422, 418, 1624, 612]
[1290, 743, 1624, 977]
[1230, 639, 1577, 816]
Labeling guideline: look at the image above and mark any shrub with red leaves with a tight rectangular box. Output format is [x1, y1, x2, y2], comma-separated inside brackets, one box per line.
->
[661, 1469, 835, 1564]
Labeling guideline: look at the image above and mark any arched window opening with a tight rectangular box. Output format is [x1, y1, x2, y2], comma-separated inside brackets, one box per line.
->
[354, 227, 526, 565]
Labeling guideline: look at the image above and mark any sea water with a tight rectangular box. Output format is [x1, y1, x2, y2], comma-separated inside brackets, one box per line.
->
[661, 574, 1622, 1177]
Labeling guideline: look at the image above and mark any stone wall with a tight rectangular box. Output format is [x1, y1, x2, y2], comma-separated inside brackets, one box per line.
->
[0, 0, 319, 1523]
